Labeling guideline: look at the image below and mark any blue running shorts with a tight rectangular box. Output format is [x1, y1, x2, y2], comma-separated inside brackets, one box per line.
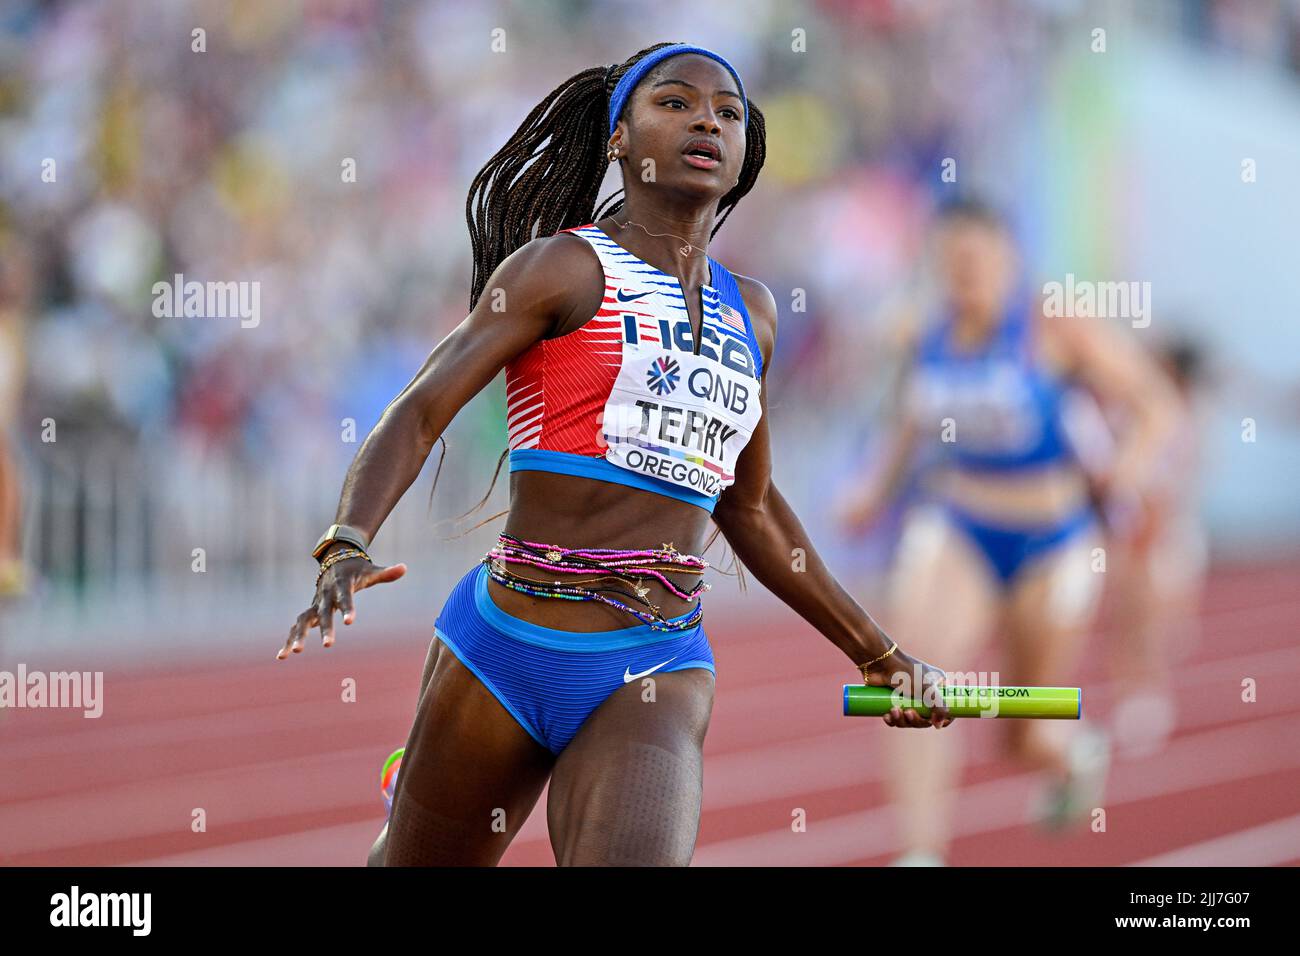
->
[433, 562, 716, 754]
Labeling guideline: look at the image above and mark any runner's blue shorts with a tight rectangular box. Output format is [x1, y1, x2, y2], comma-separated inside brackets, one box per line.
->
[433, 562, 716, 754]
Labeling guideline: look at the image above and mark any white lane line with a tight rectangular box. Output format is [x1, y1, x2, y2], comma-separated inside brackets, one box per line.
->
[7, 599, 1299, 861]
[718, 600, 1300, 712]
[25, 712, 1297, 865]
[0, 746, 380, 855]
[1129, 813, 1300, 867]
[697, 642, 1300, 811]
[4, 597, 1297, 768]
[126, 819, 382, 867]
[0, 679, 414, 754]
[689, 719, 1300, 866]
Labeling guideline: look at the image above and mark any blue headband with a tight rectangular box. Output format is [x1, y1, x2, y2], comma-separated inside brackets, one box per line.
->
[607, 44, 748, 136]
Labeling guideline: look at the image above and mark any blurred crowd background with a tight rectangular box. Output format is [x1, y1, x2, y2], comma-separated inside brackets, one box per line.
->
[1, 0, 1299, 651]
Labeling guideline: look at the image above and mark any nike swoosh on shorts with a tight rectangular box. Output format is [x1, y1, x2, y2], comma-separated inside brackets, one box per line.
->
[624, 657, 677, 683]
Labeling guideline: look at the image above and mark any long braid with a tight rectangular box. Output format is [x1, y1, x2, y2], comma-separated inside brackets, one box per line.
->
[438, 44, 766, 551]
[465, 69, 606, 310]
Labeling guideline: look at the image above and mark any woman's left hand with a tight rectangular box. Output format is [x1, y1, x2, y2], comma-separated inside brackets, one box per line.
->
[862, 647, 954, 729]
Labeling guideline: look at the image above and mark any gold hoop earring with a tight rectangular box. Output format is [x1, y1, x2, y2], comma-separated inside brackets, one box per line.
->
[607, 146, 620, 163]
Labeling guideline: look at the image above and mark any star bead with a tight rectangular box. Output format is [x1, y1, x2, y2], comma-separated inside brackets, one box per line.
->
[634, 580, 650, 599]
[545, 550, 562, 562]
[661, 542, 677, 554]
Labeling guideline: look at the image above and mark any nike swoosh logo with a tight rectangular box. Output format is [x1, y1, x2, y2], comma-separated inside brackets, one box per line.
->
[624, 657, 677, 683]
[616, 289, 655, 302]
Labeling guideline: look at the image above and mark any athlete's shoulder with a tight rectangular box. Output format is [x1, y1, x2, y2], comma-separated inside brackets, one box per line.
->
[730, 272, 777, 371]
[478, 229, 605, 331]
[498, 228, 604, 283]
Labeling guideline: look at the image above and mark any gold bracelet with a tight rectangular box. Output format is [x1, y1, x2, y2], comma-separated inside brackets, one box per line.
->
[857, 641, 898, 680]
[317, 547, 369, 583]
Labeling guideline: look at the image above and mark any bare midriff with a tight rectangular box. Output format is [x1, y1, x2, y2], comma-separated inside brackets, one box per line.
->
[926, 463, 1090, 527]
[482, 469, 717, 632]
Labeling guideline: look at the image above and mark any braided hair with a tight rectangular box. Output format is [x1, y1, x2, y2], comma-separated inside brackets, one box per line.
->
[435, 43, 767, 588]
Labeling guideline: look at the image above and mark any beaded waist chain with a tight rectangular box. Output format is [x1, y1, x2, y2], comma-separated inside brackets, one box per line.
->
[482, 532, 710, 632]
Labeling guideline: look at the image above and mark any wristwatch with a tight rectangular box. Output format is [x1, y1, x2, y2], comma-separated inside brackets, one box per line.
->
[312, 523, 372, 562]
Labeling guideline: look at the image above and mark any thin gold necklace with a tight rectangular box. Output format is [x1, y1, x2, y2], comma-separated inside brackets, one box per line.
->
[613, 216, 707, 258]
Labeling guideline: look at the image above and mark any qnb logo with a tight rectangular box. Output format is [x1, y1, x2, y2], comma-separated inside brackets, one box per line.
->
[50, 886, 151, 936]
[646, 356, 680, 395]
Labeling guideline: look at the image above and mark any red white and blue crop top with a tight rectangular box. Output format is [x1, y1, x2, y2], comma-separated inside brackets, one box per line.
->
[504, 224, 765, 514]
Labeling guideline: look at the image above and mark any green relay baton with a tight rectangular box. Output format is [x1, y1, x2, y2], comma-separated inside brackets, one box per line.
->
[843, 684, 1081, 719]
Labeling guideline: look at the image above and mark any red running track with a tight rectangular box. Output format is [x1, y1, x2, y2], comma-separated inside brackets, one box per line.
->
[2, 561, 1297, 867]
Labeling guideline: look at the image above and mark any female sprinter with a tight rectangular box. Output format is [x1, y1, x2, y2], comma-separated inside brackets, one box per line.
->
[836, 199, 1180, 865]
[1104, 339, 1207, 759]
[277, 43, 952, 867]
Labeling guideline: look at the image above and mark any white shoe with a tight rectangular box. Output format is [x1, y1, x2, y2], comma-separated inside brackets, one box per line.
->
[1033, 727, 1112, 831]
[1111, 692, 1176, 760]
[890, 850, 945, 866]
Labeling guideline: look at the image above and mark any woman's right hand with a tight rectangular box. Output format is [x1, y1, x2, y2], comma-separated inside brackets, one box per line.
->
[860, 646, 953, 729]
[278, 549, 407, 660]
